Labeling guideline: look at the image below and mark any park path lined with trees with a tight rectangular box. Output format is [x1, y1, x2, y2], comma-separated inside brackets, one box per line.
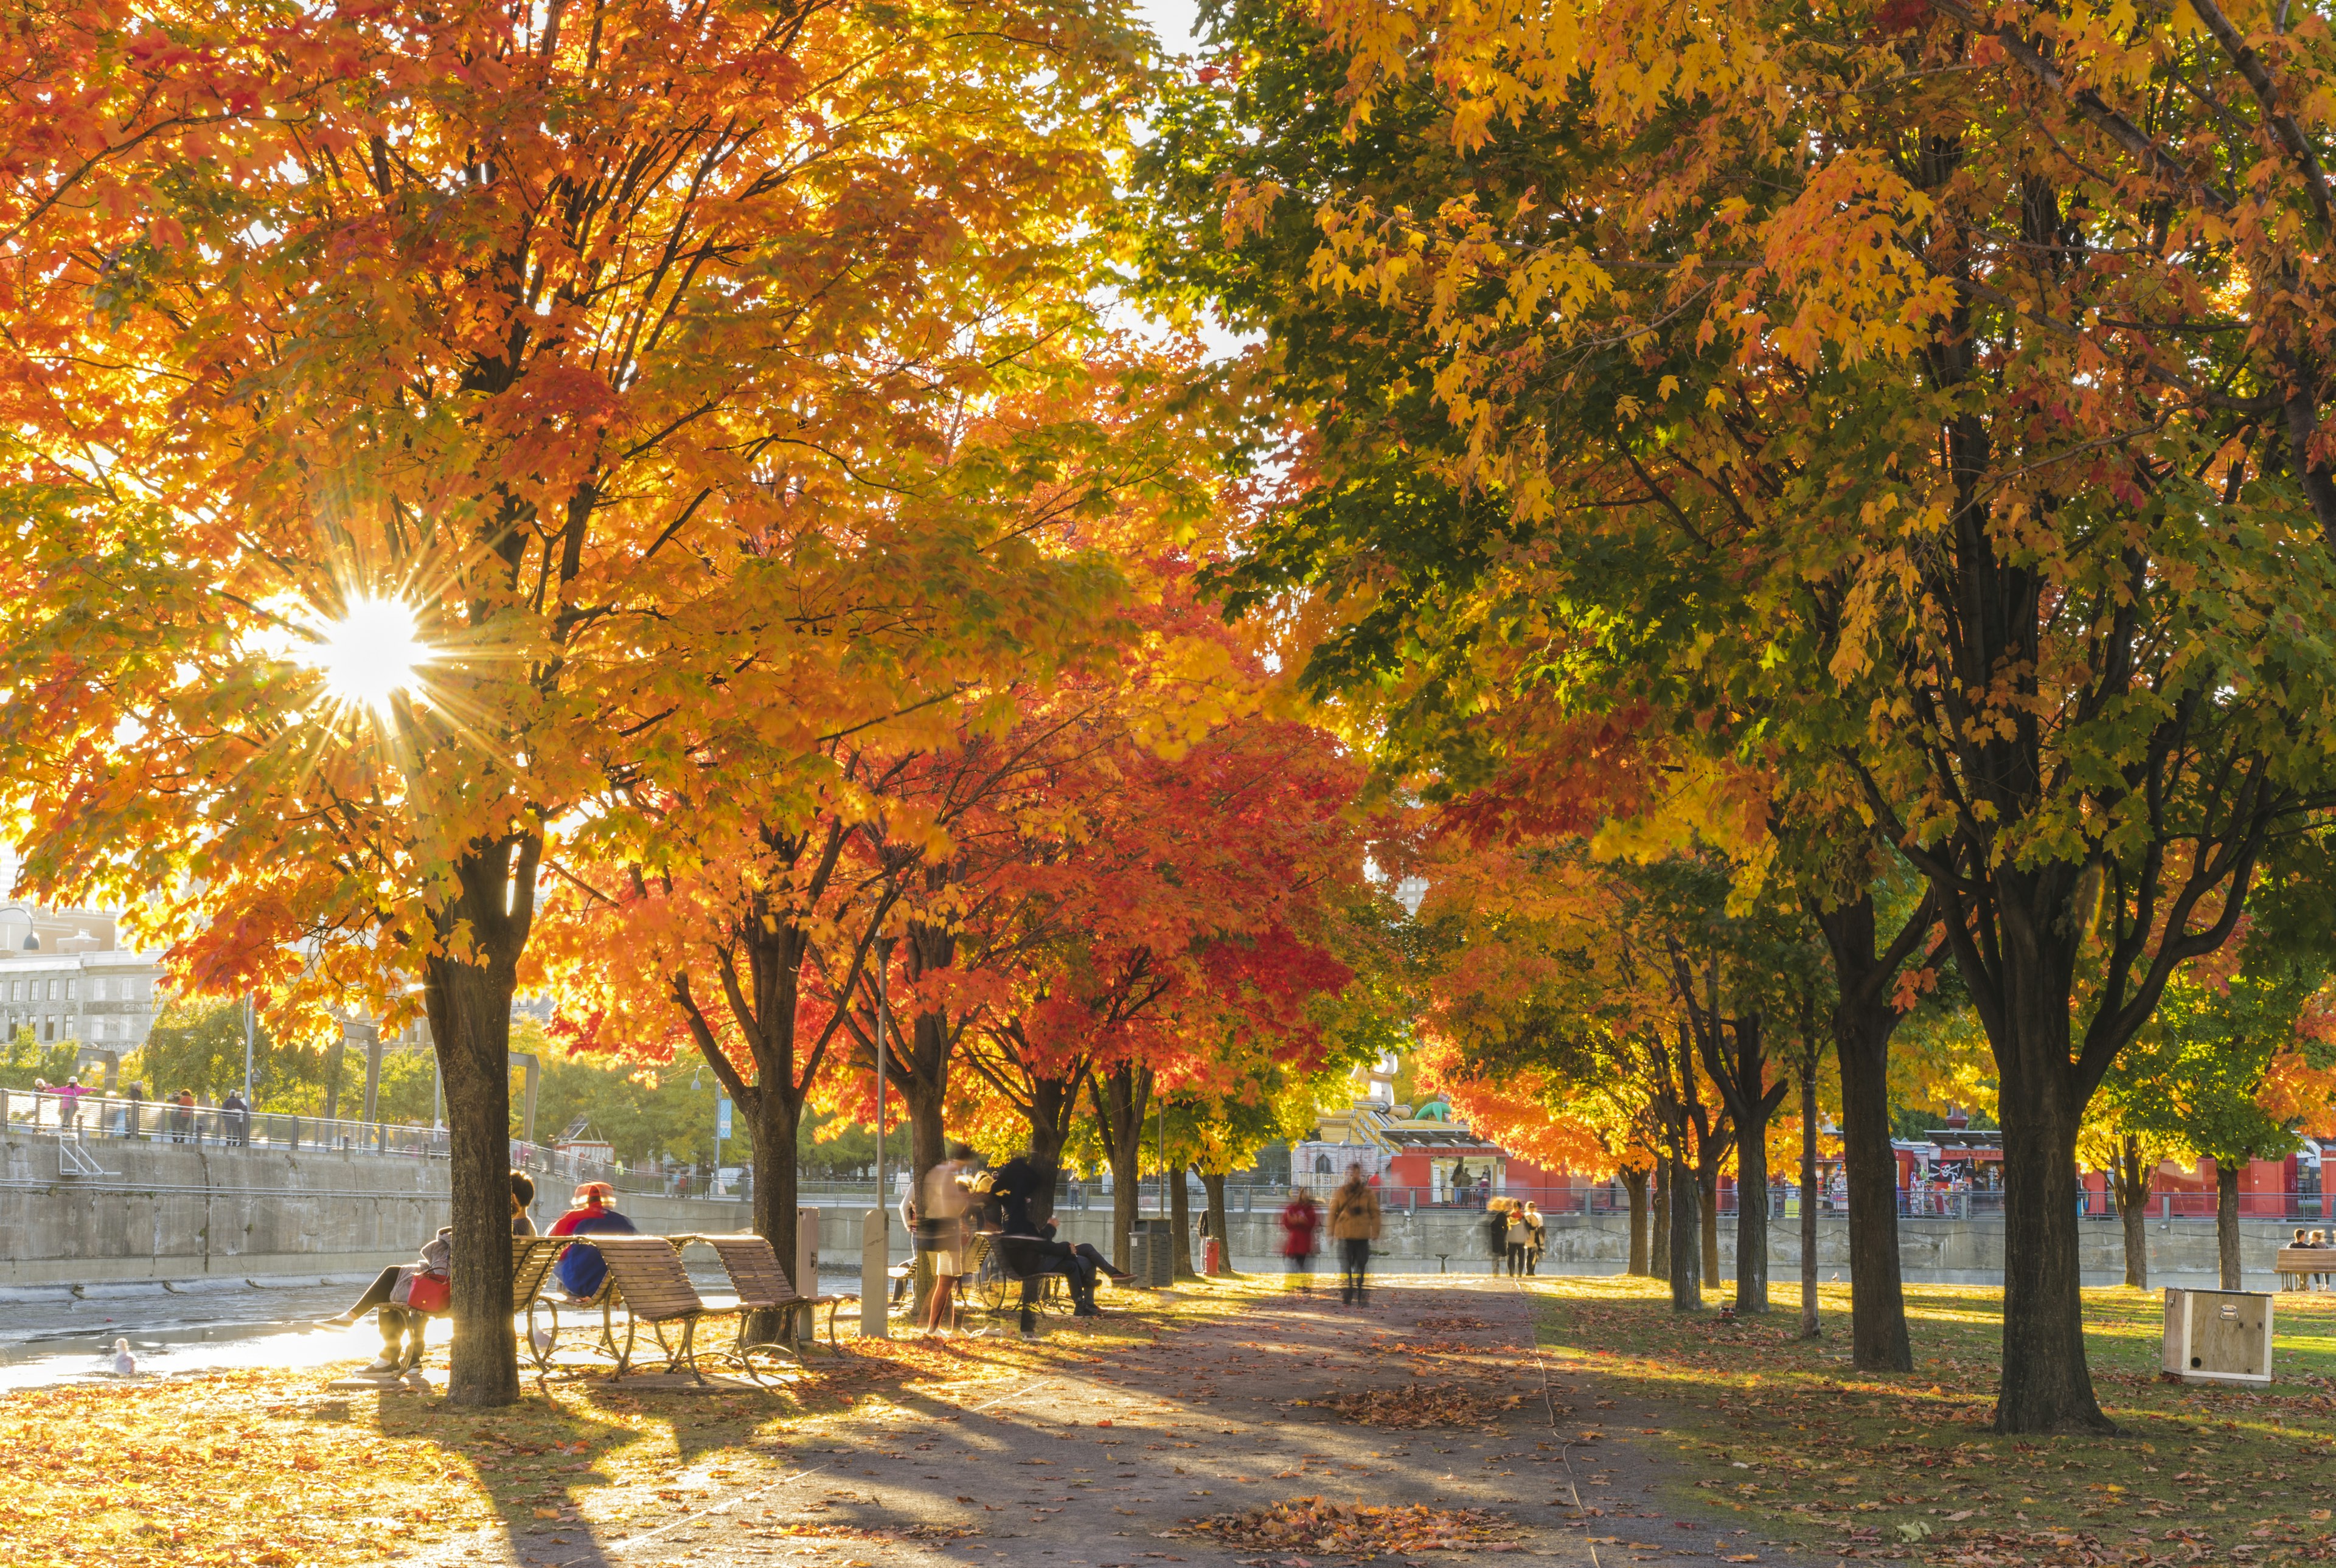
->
[10, 0, 2336, 1460]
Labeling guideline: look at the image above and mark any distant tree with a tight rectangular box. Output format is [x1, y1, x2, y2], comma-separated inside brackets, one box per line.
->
[2107, 946, 2335, 1289]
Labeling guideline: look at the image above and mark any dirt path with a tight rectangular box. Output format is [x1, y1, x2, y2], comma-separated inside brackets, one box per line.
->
[432, 1274, 1799, 1568]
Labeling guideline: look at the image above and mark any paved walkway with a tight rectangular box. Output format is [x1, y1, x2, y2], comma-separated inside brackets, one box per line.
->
[428, 1277, 1789, 1568]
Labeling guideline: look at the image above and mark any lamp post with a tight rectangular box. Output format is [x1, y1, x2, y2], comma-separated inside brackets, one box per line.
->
[860, 935, 894, 1339]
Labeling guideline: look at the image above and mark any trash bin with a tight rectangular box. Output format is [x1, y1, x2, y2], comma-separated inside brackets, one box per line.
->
[1203, 1236, 1224, 1274]
[1133, 1217, 1175, 1286]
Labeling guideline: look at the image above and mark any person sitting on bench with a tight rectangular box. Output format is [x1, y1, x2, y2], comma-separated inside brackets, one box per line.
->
[322, 1170, 537, 1369]
[989, 1153, 1130, 1318]
[549, 1181, 638, 1299]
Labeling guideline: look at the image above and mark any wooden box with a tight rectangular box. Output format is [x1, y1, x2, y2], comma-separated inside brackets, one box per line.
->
[2163, 1288, 2273, 1386]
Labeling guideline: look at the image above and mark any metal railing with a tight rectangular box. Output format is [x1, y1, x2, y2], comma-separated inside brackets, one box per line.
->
[0, 1086, 718, 1201]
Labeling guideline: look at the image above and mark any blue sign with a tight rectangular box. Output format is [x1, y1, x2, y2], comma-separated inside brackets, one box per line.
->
[716, 1097, 732, 1140]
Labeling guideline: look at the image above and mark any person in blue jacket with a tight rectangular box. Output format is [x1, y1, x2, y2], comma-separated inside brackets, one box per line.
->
[549, 1181, 638, 1297]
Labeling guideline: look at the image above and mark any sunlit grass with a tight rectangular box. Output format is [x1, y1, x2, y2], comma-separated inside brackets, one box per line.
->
[1529, 1276, 2336, 1563]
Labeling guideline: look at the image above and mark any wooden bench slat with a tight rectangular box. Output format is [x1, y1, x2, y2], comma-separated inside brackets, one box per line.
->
[591, 1236, 707, 1325]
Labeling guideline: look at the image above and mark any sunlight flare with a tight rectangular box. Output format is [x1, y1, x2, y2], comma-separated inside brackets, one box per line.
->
[309, 597, 431, 715]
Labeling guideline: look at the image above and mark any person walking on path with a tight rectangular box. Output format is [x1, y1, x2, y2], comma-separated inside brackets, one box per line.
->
[1448, 1157, 1469, 1205]
[221, 1088, 249, 1147]
[917, 1143, 976, 1334]
[1279, 1188, 1320, 1294]
[1329, 1164, 1382, 1305]
[1502, 1200, 1529, 1276]
[1522, 1201, 1546, 1274]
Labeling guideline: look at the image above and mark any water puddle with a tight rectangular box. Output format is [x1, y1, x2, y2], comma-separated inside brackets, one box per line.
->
[0, 1272, 864, 1390]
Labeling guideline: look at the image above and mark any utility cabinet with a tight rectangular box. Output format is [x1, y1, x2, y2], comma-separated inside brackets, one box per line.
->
[794, 1205, 819, 1295]
[2163, 1288, 2273, 1386]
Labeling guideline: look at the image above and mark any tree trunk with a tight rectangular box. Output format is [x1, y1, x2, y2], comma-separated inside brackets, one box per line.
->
[1200, 1168, 1233, 1275]
[1716, 1012, 1779, 1313]
[1667, 1153, 1702, 1307]
[422, 893, 526, 1409]
[1814, 894, 1919, 1373]
[1799, 1061, 1820, 1339]
[2217, 1161, 2242, 1291]
[1090, 1062, 1152, 1274]
[1023, 1070, 1083, 1229]
[1170, 1163, 1198, 1280]
[1994, 1046, 2113, 1434]
[1650, 1162, 1670, 1283]
[748, 1092, 802, 1341]
[1622, 1165, 1650, 1276]
[2113, 1134, 2150, 1291]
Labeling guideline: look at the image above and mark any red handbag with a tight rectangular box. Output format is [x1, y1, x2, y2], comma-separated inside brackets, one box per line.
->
[405, 1271, 450, 1314]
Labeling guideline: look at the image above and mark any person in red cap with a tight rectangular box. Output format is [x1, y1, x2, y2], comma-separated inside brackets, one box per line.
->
[549, 1181, 638, 1298]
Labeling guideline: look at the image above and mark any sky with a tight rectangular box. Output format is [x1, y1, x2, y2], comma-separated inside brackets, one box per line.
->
[1139, 0, 1203, 56]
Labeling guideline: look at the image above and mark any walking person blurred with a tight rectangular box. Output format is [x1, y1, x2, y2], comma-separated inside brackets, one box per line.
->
[918, 1143, 976, 1334]
[1522, 1201, 1546, 1275]
[1503, 1201, 1529, 1276]
[1279, 1187, 1320, 1294]
[1329, 1164, 1382, 1306]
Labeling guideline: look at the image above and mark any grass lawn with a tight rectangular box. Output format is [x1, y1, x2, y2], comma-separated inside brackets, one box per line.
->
[1529, 1275, 2336, 1564]
[0, 1282, 1264, 1568]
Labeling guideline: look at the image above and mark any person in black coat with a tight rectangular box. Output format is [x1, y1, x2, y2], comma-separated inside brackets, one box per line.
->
[989, 1155, 1130, 1317]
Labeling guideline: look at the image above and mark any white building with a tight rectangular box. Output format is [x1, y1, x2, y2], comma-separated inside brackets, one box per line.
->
[0, 902, 165, 1052]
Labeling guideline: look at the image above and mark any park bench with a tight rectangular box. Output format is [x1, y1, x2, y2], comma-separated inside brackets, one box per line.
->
[586, 1233, 720, 1384]
[673, 1231, 855, 1356]
[967, 1230, 1072, 1318]
[2276, 1246, 2332, 1289]
[390, 1235, 570, 1376]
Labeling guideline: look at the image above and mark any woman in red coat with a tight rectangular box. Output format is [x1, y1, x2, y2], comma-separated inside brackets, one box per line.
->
[1279, 1188, 1321, 1294]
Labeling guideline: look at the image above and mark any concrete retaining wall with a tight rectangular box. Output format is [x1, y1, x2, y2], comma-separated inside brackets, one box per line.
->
[4, 1132, 2308, 1293]
[807, 1204, 2312, 1292]
[0, 1131, 747, 1288]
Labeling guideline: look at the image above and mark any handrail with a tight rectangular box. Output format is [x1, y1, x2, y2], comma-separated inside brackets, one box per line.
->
[0, 1086, 697, 1199]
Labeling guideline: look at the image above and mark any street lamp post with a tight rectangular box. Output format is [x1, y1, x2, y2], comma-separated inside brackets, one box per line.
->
[860, 935, 894, 1339]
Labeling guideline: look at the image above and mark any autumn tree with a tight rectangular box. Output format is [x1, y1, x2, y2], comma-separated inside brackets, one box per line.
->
[1140, 0, 2336, 1431]
[2107, 939, 2334, 1289]
[0, 0, 1148, 1406]
[546, 361, 1209, 1291]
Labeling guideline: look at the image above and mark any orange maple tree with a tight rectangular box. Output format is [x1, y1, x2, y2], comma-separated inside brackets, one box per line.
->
[0, 0, 1147, 1404]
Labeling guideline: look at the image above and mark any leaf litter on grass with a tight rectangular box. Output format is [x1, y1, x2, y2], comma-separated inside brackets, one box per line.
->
[1177, 1496, 1524, 1557]
[1531, 1275, 2336, 1567]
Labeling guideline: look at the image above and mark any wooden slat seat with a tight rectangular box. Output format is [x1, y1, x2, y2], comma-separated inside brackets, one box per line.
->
[2276, 1246, 2333, 1288]
[585, 1234, 716, 1382]
[675, 1232, 856, 1361]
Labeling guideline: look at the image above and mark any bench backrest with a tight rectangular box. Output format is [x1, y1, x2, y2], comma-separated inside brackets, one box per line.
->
[512, 1236, 566, 1308]
[591, 1235, 704, 1323]
[2277, 1246, 2331, 1269]
[687, 1232, 801, 1310]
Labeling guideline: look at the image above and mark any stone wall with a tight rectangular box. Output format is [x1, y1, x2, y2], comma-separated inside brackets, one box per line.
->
[813, 1202, 2313, 1291]
[0, 1130, 746, 1289]
[4, 1133, 2308, 1293]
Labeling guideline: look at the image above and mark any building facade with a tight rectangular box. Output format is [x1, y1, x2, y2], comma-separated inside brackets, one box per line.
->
[0, 903, 166, 1053]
